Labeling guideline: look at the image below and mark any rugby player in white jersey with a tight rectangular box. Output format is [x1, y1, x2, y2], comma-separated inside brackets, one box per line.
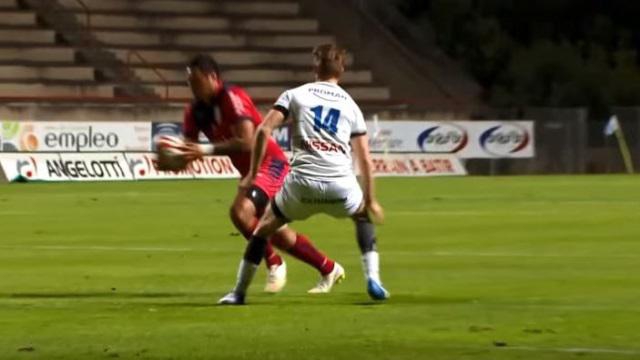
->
[218, 44, 389, 305]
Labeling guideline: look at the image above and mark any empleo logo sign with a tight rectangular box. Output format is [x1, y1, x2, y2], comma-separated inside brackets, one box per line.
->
[43, 127, 120, 151]
[0, 121, 151, 152]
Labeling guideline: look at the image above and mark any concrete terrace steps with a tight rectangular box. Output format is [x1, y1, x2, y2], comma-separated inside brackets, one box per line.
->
[0, 0, 395, 107]
[67, 10, 307, 22]
[72, 14, 319, 33]
[0, 78, 110, 85]
[125, 62, 374, 75]
[0, 83, 115, 97]
[0, 0, 18, 9]
[154, 85, 391, 101]
[0, 83, 389, 102]
[0, 46, 77, 63]
[87, 27, 329, 38]
[57, 0, 301, 16]
[0, 29, 56, 44]
[0, 65, 95, 81]
[0, 11, 37, 26]
[109, 49, 352, 67]
[104, 45, 333, 54]
[92, 31, 334, 49]
[132, 68, 373, 85]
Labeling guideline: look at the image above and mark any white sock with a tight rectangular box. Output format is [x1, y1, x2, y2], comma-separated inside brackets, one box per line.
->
[361, 251, 381, 283]
[233, 259, 258, 295]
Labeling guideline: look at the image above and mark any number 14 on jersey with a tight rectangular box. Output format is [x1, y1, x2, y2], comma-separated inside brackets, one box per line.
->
[311, 106, 341, 135]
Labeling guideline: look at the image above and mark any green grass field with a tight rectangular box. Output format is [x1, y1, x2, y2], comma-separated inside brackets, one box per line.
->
[1, 176, 639, 359]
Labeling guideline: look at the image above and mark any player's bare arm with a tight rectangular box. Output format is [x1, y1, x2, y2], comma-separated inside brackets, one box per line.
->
[182, 119, 255, 160]
[247, 109, 286, 181]
[351, 133, 384, 224]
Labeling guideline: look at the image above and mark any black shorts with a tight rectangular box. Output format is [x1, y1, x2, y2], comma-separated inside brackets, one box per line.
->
[245, 185, 269, 215]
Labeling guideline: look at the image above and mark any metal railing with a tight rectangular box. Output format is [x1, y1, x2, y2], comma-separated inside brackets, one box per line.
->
[69, 0, 169, 99]
[73, 0, 91, 31]
[126, 50, 170, 99]
[347, 0, 465, 102]
[70, 0, 94, 47]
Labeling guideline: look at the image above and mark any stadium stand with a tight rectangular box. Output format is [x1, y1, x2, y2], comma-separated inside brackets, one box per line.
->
[0, 0, 115, 97]
[0, 0, 482, 116]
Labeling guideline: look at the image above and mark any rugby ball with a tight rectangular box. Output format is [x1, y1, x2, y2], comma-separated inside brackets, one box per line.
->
[155, 135, 188, 171]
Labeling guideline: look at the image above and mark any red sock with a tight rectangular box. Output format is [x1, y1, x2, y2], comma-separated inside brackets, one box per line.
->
[240, 218, 283, 268]
[282, 233, 335, 275]
[264, 242, 283, 268]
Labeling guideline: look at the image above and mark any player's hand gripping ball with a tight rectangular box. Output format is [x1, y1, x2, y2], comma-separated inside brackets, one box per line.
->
[155, 135, 189, 171]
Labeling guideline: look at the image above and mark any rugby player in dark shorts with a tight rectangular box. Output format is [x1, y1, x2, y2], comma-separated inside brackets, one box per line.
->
[179, 54, 338, 293]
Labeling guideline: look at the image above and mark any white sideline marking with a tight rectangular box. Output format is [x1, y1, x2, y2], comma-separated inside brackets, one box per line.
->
[387, 250, 640, 259]
[443, 345, 640, 356]
[393, 210, 489, 215]
[390, 209, 624, 216]
[431, 251, 639, 259]
[504, 305, 640, 312]
[0, 245, 196, 252]
[492, 345, 640, 356]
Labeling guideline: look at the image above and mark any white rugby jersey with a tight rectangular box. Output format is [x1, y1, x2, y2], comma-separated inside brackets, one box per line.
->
[274, 81, 367, 180]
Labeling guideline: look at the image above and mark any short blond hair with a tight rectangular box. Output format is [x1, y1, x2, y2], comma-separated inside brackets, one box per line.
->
[312, 44, 346, 80]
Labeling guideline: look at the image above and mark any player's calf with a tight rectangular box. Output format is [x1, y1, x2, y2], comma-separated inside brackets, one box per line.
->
[272, 230, 336, 276]
[354, 214, 390, 300]
[229, 195, 284, 268]
[221, 206, 289, 304]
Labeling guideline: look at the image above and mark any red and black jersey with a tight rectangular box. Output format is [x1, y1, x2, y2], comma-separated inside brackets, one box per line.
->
[182, 84, 287, 177]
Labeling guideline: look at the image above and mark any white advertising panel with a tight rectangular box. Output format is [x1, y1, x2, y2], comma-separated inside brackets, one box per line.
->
[0, 153, 65, 181]
[367, 120, 534, 158]
[0, 121, 151, 152]
[125, 153, 240, 180]
[57, 153, 133, 181]
[367, 154, 467, 177]
[0, 153, 132, 182]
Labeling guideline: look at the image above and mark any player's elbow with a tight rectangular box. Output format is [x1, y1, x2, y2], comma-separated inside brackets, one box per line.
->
[257, 122, 273, 136]
[239, 138, 253, 152]
[256, 124, 272, 143]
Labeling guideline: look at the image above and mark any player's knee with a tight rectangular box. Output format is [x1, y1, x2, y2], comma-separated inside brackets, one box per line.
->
[229, 201, 256, 238]
[253, 224, 271, 240]
[253, 207, 286, 240]
[231, 197, 255, 221]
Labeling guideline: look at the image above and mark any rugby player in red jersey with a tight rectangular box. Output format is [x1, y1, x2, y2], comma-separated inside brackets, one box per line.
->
[177, 54, 339, 293]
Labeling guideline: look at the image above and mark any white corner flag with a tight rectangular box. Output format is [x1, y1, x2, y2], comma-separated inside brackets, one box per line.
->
[604, 115, 634, 174]
[604, 115, 620, 136]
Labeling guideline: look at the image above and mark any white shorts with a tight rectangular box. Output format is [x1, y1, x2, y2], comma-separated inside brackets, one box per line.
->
[273, 173, 364, 221]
